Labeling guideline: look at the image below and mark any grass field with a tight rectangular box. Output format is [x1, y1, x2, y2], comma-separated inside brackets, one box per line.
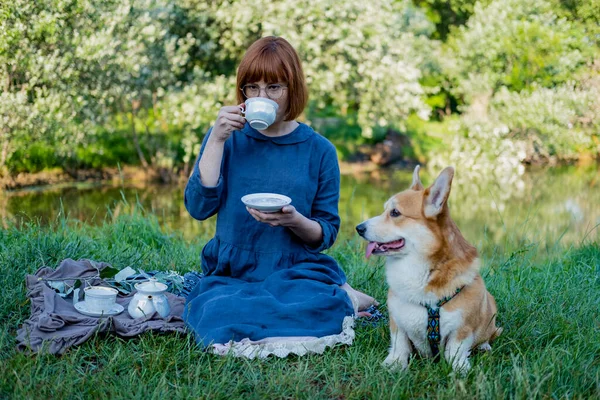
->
[1, 208, 599, 399]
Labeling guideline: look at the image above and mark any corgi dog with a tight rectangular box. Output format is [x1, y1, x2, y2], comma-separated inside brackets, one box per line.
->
[356, 166, 501, 373]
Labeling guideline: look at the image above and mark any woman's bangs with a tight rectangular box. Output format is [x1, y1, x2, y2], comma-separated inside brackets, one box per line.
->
[245, 51, 288, 84]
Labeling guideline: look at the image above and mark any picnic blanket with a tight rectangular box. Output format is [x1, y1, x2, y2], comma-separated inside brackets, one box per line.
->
[16, 259, 186, 355]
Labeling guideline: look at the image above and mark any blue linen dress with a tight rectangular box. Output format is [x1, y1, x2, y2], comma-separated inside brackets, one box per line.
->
[183, 122, 355, 347]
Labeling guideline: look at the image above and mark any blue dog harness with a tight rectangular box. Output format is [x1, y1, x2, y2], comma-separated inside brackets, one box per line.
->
[423, 287, 463, 359]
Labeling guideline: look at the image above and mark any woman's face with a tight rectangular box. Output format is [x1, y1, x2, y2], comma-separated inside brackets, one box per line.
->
[245, 80, 289, 122]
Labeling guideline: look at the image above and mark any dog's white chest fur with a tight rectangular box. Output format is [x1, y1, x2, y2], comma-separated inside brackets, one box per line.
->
[385, 253, 436, 304]
[386, 254, 464, 356]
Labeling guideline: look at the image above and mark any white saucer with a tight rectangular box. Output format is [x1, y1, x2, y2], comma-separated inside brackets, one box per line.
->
[74, 301, 124, 317]
[241, 193, 292, 213]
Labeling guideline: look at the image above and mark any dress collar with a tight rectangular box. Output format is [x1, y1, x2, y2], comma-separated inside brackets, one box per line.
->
[242, 122, 313, 145]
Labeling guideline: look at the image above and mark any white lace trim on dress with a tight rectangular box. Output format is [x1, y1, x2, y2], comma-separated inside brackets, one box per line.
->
[209, 316, 355, 359]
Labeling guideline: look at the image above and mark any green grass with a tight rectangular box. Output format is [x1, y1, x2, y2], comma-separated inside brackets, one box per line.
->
[0, 208, 599, 399]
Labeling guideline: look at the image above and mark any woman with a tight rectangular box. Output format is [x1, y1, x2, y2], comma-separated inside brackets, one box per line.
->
[184, 36, 376, 357]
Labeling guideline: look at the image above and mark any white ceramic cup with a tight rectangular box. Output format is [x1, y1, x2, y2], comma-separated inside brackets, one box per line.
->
[240, 97, 279, 130]
[83, 286, 118, 313]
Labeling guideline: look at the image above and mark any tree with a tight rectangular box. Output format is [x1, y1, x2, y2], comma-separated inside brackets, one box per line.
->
[443, 0, 591, 105]
[0, 0, 118, 173]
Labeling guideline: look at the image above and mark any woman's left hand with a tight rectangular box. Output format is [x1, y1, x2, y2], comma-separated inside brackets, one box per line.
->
[246, 205, 301, 228]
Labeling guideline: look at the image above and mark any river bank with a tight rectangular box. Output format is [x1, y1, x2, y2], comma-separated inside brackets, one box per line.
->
[0, 165, 179, 192]
[1, 160, 411, 192]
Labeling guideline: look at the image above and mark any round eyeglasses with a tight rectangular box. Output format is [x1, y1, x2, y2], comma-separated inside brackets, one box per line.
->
[241, 83, 288, 100]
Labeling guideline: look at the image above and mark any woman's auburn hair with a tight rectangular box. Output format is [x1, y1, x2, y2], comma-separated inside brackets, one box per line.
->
[236, 36, 308, 121]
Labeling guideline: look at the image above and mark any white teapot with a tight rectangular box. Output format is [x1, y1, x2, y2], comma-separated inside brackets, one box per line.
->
[128, 279, 170, 319]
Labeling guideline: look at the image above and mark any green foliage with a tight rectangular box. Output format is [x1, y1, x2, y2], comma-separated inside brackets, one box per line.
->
[549, 0, 600, 46]
[430, 0, 600, 175]
[413, 0, 493, 40]
[490, 83, 600, 157]
[7, 142, 56, 174]
[165, 0, 435, 140]
[0, 0, 598, 178]
[402, 114, 445, 160]
[72, 133, 139, 170]
[0, 0, 435, 175]
[444, 0, 589, 102]
[0, 0, 119, 171]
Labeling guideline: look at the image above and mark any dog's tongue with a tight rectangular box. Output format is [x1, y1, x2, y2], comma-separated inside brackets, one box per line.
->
[365, 239, 405, 258]
[365, 242, 378, 259]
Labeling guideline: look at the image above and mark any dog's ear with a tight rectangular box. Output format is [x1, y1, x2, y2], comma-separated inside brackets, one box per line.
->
[410, 165, 424, 191]
[424, 167, 454, 218]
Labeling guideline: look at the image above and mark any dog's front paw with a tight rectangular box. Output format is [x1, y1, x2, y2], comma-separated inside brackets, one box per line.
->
[478, 342, 492, 352]
[382, 354, 408, 370]
[451, 357, 471, 375]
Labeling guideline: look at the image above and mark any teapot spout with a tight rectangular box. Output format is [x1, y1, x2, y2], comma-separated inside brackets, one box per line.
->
[128, 295, 155, 319]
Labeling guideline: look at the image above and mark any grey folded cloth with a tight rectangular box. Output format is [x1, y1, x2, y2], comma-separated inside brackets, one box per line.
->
[16, 258, 187, 355]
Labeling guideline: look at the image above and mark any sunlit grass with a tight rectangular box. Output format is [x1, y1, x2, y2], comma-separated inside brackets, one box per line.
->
[0, 205, 599, 398]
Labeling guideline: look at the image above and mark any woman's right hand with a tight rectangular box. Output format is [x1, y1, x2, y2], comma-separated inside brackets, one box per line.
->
[210, 105, 246, 143]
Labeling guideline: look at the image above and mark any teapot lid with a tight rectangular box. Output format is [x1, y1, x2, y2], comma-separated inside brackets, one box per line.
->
[135, 279, 168, 293]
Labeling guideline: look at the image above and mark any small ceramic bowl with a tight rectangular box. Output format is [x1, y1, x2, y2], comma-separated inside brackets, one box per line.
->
[83, 286, 118, 313]
[241, 193, 292, 213]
